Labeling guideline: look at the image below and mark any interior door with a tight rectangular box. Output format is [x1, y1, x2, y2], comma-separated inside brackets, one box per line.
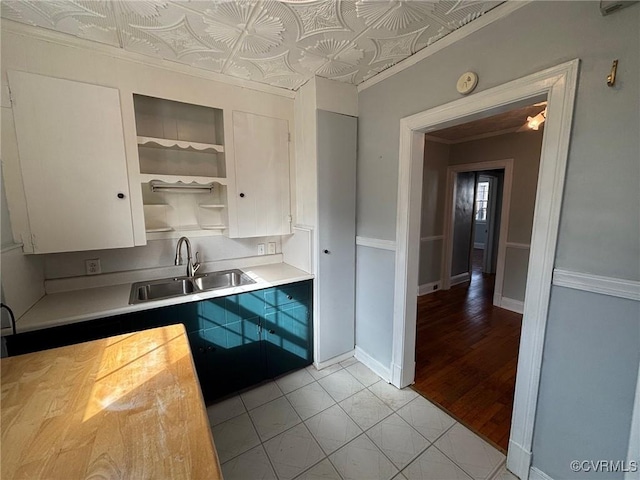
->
[8, 71, 134, 253]
[317, 110, 357, 362]
[231, 111, 291, 237]
[451, 172, 476, 280]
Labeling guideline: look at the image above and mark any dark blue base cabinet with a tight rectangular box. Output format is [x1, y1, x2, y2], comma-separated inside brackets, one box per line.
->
[5, 280, 313, 402]
[188, 281, 313, 400]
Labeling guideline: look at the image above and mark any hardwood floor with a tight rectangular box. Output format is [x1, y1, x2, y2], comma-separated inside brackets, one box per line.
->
[413, 250, 522, 451]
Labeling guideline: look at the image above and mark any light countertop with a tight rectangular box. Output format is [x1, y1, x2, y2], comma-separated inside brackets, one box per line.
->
[0, 324, 222, 479]
[14, 262, 313, 334]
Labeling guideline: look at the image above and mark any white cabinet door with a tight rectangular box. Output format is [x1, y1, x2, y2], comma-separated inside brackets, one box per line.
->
[8, 71, 134, 253]
[231, 111, 291, 238]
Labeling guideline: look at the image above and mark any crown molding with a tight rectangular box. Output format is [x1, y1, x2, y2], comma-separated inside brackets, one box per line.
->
[357, 1, 532, 93]
[1, 19, 296, 99]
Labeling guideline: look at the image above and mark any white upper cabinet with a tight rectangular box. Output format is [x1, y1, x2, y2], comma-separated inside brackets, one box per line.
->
[229, 111, 291, 238]
[8, 71, 134, 253]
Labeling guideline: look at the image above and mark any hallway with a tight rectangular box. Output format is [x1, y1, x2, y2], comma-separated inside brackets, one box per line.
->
[413, 250, 522, 451]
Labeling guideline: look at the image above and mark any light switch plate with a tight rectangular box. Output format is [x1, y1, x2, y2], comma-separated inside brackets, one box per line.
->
[267, 242, 276, 255]
[258, 244, 265, 255]
[85, 258, 101, 275]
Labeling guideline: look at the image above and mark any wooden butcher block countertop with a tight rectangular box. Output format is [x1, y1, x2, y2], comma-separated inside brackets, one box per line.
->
[0, 324, 222, 479]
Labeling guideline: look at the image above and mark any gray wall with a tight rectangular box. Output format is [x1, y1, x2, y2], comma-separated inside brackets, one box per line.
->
[356, 1, 639, 476]
[533, 287, 640, 480]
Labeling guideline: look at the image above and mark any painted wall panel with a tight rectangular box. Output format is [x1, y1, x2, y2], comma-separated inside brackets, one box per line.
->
[355, 246, 395, 368]
[502, 247, 530, 302]
[418, 239, 442, 286]
[533, 286, 640, 480]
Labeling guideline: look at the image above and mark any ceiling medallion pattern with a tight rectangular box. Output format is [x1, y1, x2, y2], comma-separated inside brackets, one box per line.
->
[1, 0, 504, 90]
[203, 3, 285, 54]
[289, 0, 350, 40]
[134, 16, 216, 57]
[371, 27, 428, 64]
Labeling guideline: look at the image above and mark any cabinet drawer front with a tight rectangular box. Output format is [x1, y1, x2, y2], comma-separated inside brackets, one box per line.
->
[264, 282, 311, 311]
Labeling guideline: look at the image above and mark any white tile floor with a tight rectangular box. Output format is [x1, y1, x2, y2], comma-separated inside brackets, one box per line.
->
[207, 359, 518, 480]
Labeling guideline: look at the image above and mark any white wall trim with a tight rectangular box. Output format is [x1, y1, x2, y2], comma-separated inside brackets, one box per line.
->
[354, 346, 391, 383]
[499, 297, 525, 315]
[508, 441, 533, 480]
[506, 242, 531, 250]
[529, 467, 555, 480]
[315, 349, 355, 370]
[392, 59, 580, 480]
[357, 1, 531, 92]
[421, 235, 444, 242]
[418, 281, 440, 296]
[356, 236, 397, 251]
[2, 19, 296, 99]
[450, 272, 470, 286]
[552, 269, 640, 302]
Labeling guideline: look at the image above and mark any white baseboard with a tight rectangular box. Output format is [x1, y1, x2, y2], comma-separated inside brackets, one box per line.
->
[418, 281, 440, 296]
[529, 467, 554, 480]
[500, 296, 525, 314]
[354, 346, 391, 383]
[450, 272, 470, 286]
[507, 439, 532, 480]
[315, 349, 355, 370]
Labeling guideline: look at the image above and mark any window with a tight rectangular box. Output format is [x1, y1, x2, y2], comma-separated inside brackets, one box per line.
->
[475, 181, 490, 221]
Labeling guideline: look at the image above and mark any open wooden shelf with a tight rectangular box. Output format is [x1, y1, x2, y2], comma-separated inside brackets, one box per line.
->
[137, 136, 224, 153]
[139, 173, 227, 186]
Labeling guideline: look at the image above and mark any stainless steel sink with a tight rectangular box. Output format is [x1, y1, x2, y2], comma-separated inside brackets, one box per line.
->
[129, 269, 255, 304]
[193, 269, 252, 291]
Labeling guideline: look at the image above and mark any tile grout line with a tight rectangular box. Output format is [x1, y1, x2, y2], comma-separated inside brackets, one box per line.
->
[216, 362, 463, 479]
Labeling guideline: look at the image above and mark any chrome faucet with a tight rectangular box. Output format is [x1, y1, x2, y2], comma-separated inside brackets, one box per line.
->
[175, 236, 201, 277]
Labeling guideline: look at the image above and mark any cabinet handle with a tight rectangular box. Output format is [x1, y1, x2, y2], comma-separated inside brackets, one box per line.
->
[117, 193, 125, 199]
[323, 249, 330, 254]
[287, 295, 293, 300]
[269, 329, 275, 334]
[239, 193, 245, 198]
[198, 347, 205, 353]
[207, 345, 216, 352]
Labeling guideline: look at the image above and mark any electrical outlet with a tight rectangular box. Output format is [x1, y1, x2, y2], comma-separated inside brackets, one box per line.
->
[85, 258, 101, 275]
[257, 243, 265, 255]
[267, 242, 276, 255]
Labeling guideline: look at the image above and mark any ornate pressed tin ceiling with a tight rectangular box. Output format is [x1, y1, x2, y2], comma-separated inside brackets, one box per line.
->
[1, 0, 503, 90]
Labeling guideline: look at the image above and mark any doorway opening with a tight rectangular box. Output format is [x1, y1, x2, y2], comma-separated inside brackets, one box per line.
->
[415, 107, 545, 450]
[391, 60, 579, 479]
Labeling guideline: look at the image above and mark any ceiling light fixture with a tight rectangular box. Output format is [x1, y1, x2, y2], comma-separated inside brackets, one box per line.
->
[527, 108, 547, 130]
